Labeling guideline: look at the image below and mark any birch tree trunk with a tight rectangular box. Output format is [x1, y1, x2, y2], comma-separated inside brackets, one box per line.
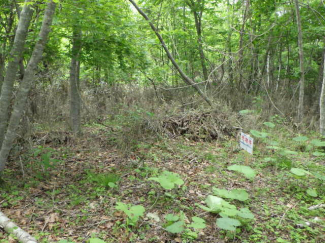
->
[70, 28, 82, 135]
[129, 0, 212, 106]
[294, 0, 305, 122]
[0, 0, 34, 147]
[320, 51, 325, 136]
[0, 211, 37, 243]
[0, 0, 56, 172]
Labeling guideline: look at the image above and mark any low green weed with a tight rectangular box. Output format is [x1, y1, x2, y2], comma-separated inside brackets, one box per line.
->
[198, 193, 254, 232]
[32, 146, 60, 178]
[148, 170, 184, 190]
[164, 212, 206, 240]
[115, 202, 145, 226]
[58, 238, 106, 243]
[227, 165, 256, 180]
[86, 171, 120, 189]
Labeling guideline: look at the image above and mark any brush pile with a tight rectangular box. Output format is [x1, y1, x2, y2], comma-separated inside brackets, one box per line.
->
[162, 110, 237, 141]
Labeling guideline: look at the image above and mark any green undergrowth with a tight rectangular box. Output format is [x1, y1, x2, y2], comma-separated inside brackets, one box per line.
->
[0, 118, 324, 242]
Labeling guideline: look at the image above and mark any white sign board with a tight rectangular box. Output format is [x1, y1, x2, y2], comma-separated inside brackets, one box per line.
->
[240, 132, 254, 154]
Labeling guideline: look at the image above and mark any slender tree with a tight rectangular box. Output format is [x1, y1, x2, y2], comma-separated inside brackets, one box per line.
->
[0, 1, 16, 87]
[186, 0, 209, 82]
[237, 0, 250, 88]
[0, 0, 56, 172]
[70, 27, 82, 135]
[320, 50, 325, 136]
[226, 0, 234, 85]
[294, 0, 305, 122]
[0, 0, 33, 147]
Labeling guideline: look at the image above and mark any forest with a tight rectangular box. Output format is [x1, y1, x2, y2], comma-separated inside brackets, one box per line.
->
[0, 0, 324, 242]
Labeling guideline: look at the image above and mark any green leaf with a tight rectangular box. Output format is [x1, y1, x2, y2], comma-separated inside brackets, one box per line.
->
[264, 122, 275, 128]
[148, 171, 184, 190]
[237, 208, 254, 219]
[313, 172, 325, 181]
[290, 168, 311, 177]
[165, 214, 179, 222]
[250, 130, 268, 138]
[312, 151, 325, 157]
[126, 205, 145, 222]
[115, 202, 145, 224]
[268, 141, 279, 146]
[89, 238, 106, 243]
[205, 195, 224, 212]
[239, 109, 255, 115]
[115, 202, 128, 212]
[279, 149, 298, 156]
[165, 221, 185, 234]
[41, 152, 52, 169]
[184, 230, 198, 239]
[306, 188, 318, 197]
[264, 157, 277, 162]
[216, 218, 241, 231]
[213, 188, 249, 201]
[293, 136, 308, 142]
[276, 238, 289, 243]
[266, 146, 281, 150]
[203, 195, 237, 215]
[310, 139, 325, 147]
[187, 217, 206, 229]
[108, 182, 116, 188]
[219, 207, 239, 217]
[306, 144, 313, 151]
[227, 165, 256, 179]
[197, 204, 212, 212]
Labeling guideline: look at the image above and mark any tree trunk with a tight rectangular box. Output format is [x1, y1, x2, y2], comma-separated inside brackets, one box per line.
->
[70, 28, 82, 135]
[313, 46, 325, 112]
[0, 0, 56, 173]
[129, 0, 212, 106]
[0, 1, 16, 88]
[187, 0, 209, 82]
[0, 55, 4, 87]
[320, 51, 325, 136]
[294, 0, 305, 122]
[276, 42, 283, 91]
[0, 211, 37, 243]
[226, 0, 234, 85]
[237, 0, 250, 89]
[0, 0, 34, 147]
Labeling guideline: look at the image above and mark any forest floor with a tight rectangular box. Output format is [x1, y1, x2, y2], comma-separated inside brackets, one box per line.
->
[0, 120, 325, 243]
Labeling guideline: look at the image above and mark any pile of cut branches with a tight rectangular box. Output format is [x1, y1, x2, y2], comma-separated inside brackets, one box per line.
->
[162, 110, 237, 141]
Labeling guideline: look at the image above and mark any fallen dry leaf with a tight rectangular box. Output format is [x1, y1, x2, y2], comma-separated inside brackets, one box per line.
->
[45, 213, 59, 224]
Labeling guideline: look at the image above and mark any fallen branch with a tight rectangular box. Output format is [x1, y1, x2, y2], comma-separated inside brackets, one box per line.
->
[0, 211, 37, 243]
[308, 204, 325, 210]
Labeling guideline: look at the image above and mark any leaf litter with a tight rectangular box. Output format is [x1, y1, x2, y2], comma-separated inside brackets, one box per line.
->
[0, 126, 324, 242]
